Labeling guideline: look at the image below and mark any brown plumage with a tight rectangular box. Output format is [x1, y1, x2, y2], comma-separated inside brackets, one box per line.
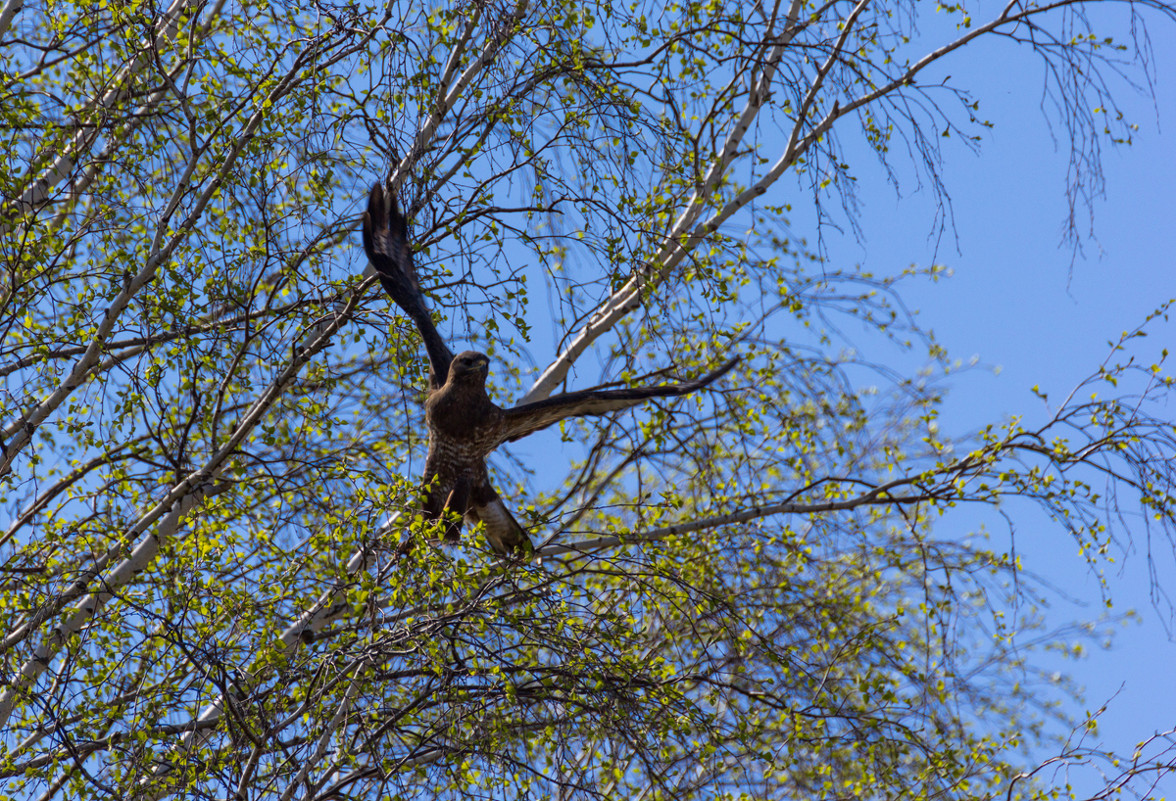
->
[362, 183, 737, 557]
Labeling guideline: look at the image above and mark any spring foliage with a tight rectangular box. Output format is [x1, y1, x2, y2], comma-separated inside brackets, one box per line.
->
[1, 0, 1175, 798]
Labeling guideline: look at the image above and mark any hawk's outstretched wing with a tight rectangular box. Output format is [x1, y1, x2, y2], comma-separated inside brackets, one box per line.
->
[363, 183, 454, 389]
[362, 181, 736, 559]
[498, 356, 739, 444]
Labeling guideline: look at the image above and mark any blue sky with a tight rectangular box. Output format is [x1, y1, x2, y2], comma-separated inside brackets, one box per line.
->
[808, 13, 1176, 791]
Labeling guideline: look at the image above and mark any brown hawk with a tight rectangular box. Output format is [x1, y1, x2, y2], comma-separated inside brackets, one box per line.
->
[362, 183, 737, 557]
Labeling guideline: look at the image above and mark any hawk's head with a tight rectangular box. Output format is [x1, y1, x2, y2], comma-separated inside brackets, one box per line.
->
[448, 351, 490, 386]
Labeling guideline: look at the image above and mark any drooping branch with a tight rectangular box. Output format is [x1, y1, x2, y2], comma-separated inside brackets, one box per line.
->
[520, 0, 1166, 404]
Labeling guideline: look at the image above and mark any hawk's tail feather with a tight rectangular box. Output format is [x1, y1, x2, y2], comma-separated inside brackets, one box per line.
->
[467, 482, 533, 558]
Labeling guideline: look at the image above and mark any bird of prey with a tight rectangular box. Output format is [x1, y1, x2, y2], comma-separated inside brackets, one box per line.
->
[362, 183, 737, 557]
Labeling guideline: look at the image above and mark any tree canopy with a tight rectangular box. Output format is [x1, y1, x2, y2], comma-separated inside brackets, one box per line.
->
[1, 0, 1175, 798]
